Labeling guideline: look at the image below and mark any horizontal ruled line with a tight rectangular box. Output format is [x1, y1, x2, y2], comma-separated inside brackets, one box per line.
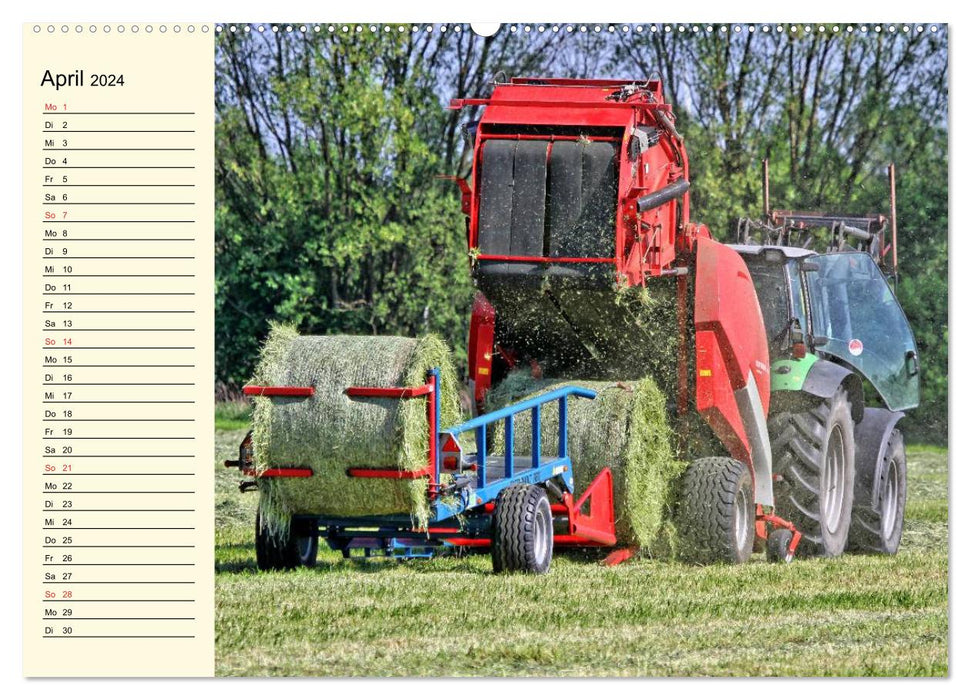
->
[41, 328, 195, 334]
[43, 545, 195, 548]
[43, 130, 196, 133]
[43, 275, 195, 278]
[44, 400, 195, 403]
[43, 111, 196, 115]
[42, 383, 195, 386]
[38, 473, 196, 476]
[44, 527, 195, 530]
[43, 148, 195, 151]
[43, 582, 195, 585]
[41, 364, 195, 369]
[43, 563, 195, 566]
[38, 454, 195, 457]
[42, 600, 196, 603]
[42, 292, 196, 295]
[43, 311, 195, 313]
[42, 203, 195, 206]
[43, 618, 196, 621]
[42, 491, 195, 494]
[43, 508, 195, 511]
[39, 346, 195, 349]
[43, 238, 196, 242]
[43, 257, 195, 259]
[43, 166, 196, 169]
[44, 184, 195, 187]
[40, 220, 196, 223]
[43, 418, 196, 421]
[43, 636, 196, 639]
[43, 439, 194, 443]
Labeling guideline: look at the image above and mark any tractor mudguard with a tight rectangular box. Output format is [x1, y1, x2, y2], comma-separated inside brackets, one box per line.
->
[853, 407, 905, 506]
[770, 354, 819, 392]
[800, 359, 865, 422]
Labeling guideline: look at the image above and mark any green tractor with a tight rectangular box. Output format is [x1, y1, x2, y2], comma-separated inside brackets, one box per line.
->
[735, 166, 919, 558]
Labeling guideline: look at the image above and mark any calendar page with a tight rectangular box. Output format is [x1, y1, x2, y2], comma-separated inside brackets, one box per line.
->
[22, 22, 215, 677]
[19, 17, 951, 681]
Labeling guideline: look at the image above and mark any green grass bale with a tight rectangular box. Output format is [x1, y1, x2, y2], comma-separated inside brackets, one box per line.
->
[250, 324, 463, 533]
[493, 372, 684, 553]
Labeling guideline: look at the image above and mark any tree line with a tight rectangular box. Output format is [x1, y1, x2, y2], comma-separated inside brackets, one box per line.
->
[215, 24, 948, 440]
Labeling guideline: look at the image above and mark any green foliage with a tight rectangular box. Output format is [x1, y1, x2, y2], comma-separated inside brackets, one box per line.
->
[215, 26, 948, 440]
[214, 401, 252, 431]
[893, 134, 948, 441]
[215, 30, 472, 386]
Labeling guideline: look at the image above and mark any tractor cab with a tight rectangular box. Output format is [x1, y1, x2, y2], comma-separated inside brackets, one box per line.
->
[735, 245, 920, 411]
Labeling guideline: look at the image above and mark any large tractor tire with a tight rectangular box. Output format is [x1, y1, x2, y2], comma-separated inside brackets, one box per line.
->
[849, 427, 907, 554]
[255, 511, 319, 571]
[492, 484, 553, 574]
[769, 385, 856, 556]
[675, 457, 755, 564]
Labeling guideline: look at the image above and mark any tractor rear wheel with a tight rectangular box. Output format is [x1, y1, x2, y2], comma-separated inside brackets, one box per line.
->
[255, 510, 318, 571]
[849, 429, 907, 554]
[492, 484, 553, 574]
[769, 386, 856, 556]
[675, 457, 755, 564]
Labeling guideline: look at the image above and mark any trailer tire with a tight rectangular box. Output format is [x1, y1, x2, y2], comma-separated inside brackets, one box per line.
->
[255, 511, 318, 571]
[492, 484, 553, 574]
[765, 528, 794, 563]
[849, 429, 906, 554]
[675, 457, 755, 564]
[769, 385, 856, 557]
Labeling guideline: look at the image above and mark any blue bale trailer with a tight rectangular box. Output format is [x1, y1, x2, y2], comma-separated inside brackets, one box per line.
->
[226, 370, 619, 574]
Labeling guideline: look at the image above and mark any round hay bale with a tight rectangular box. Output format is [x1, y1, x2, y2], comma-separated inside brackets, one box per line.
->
[493, 372, 685, 553]
[250, 324, 463, 530]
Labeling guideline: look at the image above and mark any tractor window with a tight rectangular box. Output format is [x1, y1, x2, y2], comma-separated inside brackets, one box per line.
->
[804, 252, 919, 410]
[745, 258, 805, 359]
[748, 265, 790, 357]
[787, 261, 808, 337]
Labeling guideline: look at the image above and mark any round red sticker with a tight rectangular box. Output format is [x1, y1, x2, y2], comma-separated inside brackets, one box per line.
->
[848, 339, 863, 356]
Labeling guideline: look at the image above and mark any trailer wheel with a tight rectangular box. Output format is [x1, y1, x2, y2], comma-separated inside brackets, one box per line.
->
[849, 429, 907, 554]
[492, 484, 553, 574]
[675, 457, 755, 564]
[769, 386, 856, 556]
[765, 529, 794, 563]
[291, 518, 319, 568]
[255, 511, 318, 571]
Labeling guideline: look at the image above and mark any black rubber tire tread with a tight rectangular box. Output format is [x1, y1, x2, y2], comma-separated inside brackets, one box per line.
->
[291, 518, 319, 568]
[491, 484, 553, 574]
[768, 385, 856, 557]
[255, 510, 280, 571]
[766, 529, 793, 563]
[848, 429, 907, 554]
[675, 457, 755, 564]
[255, 511, 318, 571]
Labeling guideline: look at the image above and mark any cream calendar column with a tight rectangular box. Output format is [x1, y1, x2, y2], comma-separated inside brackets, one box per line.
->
[22, 23, 215, 677]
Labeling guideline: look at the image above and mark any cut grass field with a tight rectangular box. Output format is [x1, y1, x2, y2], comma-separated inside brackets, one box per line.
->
[214, 426, 948, 677]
